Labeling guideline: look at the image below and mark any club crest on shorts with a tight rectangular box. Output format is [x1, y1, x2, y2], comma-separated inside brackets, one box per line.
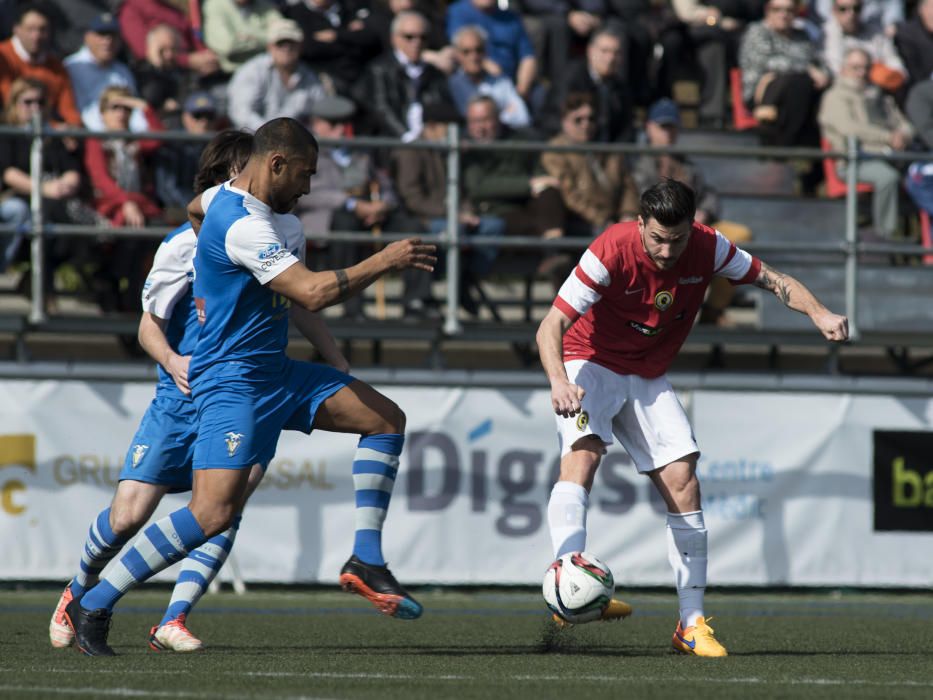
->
[225, 432, 244, 457]
[576, 411, 589, 431]
[654, 290, 674, 311]
[131, 444, 149, 467]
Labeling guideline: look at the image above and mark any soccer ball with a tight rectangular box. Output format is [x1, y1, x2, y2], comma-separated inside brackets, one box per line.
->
[542, 551, 615, 624]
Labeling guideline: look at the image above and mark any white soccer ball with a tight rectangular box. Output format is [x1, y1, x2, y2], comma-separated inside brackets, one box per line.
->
[542, 551, 615, 624]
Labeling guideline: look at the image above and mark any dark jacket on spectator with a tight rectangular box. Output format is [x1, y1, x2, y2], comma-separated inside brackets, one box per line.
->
[354, 52, 453, 137]
[895, 16, 933, 87]
[540, 58, 633, 142]
[906, 79, 933, 148]
[461, 127, 545, 217]
[282, 0, 381, 90]
[392, 146, 447, 222]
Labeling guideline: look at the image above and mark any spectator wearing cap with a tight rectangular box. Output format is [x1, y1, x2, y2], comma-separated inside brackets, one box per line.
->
[632, 98, 721, 226]
[541, 92, 639, 238]
[633, 97, 752, 324]
[203, 0, 283, 74]
[392, 99, 506, 316]
[281, 0, 382, 97]
[155, 92, 220, 220]
[354, 11, 453, 140]
[228, 18, 327, 131]
[295, 95, 424, 319]
[0, 3, 82, 126]
[65, 13, 150, 133]
[448, 25, 530, 129]
[118, 0, 221, 79]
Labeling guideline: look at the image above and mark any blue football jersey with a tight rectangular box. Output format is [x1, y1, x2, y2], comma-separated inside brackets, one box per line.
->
[189, 182, 306, 384]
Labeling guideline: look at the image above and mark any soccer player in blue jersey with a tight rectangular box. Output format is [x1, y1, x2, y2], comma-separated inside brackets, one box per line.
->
[51, 130, 351, 654]
[64, 117, 436, 656]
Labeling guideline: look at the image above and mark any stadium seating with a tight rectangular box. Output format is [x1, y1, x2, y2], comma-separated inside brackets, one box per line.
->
[820, 138, 874, 199]
[729, 68, 759, 131]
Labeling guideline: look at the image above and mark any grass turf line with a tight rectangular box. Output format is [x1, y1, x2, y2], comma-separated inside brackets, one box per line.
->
[1, 590, 931, 700]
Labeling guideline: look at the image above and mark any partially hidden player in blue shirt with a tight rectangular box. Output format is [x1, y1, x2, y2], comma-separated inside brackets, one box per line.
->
[65, 118, 437, 656]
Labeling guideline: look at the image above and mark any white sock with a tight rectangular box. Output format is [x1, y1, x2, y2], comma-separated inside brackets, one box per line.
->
[547, 481, 589, 558]
[666, 510, 707, 628]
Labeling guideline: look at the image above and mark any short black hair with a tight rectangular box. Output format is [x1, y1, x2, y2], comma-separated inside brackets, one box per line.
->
[193, 130, 254, 195]
[252, 117, 318, 159]
[640, 178, 696, 226]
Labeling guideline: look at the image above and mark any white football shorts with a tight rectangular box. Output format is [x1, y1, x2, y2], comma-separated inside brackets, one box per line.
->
[555, 359, 699, 472]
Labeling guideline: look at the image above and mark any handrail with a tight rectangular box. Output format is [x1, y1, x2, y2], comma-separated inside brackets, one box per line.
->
[8, 118, 926, 344]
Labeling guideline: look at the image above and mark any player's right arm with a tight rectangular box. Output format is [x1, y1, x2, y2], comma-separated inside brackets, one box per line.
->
[138, 312, 190, 395]
[267, 238, 436, 313]
[536, 306, 585, 417]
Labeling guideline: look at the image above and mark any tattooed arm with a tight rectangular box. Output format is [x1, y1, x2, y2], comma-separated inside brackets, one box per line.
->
[754, 262, 849, 342]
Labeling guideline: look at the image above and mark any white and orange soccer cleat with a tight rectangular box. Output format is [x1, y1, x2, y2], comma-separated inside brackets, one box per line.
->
[148, 615, 203, 653]
[672, 616, 728, 657]
[49, 584, 75, 648]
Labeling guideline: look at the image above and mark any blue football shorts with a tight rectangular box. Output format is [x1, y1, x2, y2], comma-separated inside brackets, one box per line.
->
[119, 392, 197, 492]
[192, 358, 353, 470]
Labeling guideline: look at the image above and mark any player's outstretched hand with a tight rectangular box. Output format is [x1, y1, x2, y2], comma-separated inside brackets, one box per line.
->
[814, 310, 849, 343]
[551, 380, 585, 417]
[381, 238, 437, 272]
[166, 354, 191, 396]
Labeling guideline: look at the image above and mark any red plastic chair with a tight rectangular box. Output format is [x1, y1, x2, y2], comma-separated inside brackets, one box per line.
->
[820, 138, 874, 199]
[729, 68, 758, 131]
[921, 210, 933, 265]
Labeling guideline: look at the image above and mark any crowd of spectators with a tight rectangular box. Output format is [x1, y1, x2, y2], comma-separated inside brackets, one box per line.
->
[0, 0, 929, 320]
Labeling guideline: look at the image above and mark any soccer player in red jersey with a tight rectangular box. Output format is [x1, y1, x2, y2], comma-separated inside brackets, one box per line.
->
[536, 179, 848, 656]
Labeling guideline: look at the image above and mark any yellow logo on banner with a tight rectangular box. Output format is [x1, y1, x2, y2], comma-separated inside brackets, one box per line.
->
[0, 434, 36, 516]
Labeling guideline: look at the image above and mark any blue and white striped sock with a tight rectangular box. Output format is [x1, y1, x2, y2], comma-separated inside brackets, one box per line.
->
[79, 507, 206, 612]
[351, 433, 403, 566]
[70, 508, 128, 599]
[158, 515, 241, 627]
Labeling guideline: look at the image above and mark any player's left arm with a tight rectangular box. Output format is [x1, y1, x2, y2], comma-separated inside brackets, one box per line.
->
[138, 312, 191, 395]
[289, 305, 350, 374]
[753, 261, 849, 342]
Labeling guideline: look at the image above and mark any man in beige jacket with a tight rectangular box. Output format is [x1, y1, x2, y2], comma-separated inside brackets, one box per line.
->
[541, 91, 640, 238]
[818, 47, 914, 238]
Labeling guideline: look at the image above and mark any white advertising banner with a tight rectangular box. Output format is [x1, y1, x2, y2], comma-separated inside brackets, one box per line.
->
[0, 380, 931, 586]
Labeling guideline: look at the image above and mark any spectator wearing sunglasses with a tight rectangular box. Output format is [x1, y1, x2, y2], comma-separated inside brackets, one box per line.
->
[354, 11, 452, 140]
[540, 91, 639, 239]
[822, 0, 905, 90]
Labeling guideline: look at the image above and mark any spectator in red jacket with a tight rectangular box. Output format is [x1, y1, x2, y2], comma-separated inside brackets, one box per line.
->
[117, 0, 220, 79]
[84, 86, 164, 227]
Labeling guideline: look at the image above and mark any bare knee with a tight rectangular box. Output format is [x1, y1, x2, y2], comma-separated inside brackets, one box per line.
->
[189, 502, 238, 538]
[368, 398, 405, 436]
[109, 482, 166, 537]
[107, 503, 146, 538]
[650, 454, 701, 512]
[558, 437, 605, 491]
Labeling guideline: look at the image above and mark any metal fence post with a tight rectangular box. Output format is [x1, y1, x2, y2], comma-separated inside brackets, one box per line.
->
[844, 135, 860, 341]
[444, 123, 462, 335]
[28, 113, 45, 325]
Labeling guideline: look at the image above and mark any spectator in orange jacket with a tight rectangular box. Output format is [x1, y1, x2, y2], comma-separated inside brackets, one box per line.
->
[0, 3, 81, 126]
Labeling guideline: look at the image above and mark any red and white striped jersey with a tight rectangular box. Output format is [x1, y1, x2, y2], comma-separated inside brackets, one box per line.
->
[554, 221, 761, 378]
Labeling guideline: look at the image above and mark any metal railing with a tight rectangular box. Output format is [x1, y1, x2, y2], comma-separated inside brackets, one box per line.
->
[5, 120, 931, 341]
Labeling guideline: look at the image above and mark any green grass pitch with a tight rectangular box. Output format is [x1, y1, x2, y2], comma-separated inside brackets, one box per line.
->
[1, 588, 931, 699]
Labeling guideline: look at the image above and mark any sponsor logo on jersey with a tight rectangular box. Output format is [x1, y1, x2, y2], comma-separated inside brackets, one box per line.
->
[225, 432, 244, 458]
[575, 411, 589, 431]
[654, 290, 674, 311]
[260, 250, 290, 271]
[628, 320, 662, 336]
[258, 243, 282, 261]
[131, 444, 149, 468]
[679, 276, 704, 284]
[195, 297, 206, 324]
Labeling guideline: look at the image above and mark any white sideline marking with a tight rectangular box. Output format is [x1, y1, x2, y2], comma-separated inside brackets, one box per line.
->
[0, 685, 332, 700]
[8, 669, 933, 689]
